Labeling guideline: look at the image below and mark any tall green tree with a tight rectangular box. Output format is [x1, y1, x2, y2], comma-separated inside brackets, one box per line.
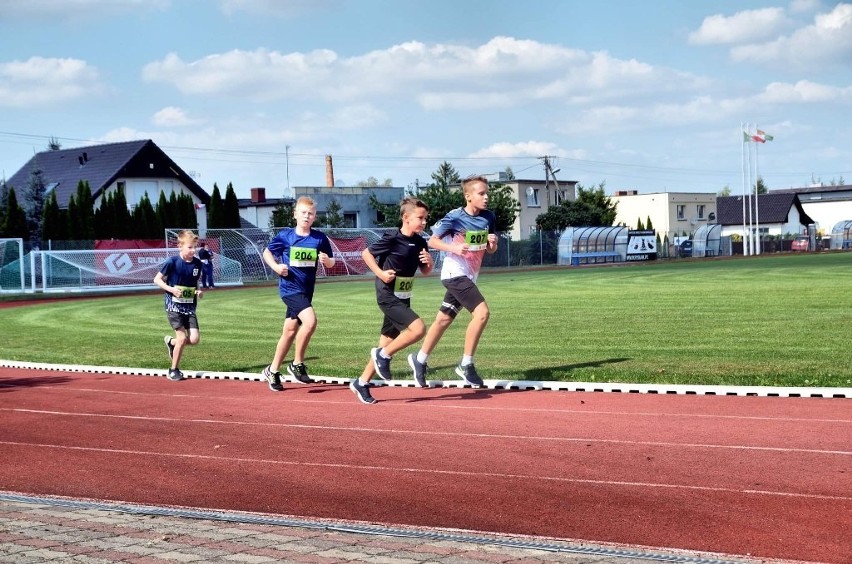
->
[155, 192, 171, 235]
[269, 201, 295, 228]
[535, 182, 617, 231]
[3, 188, 29, 239]
[224, 182, 241, 228]
[487, 181, 520, 233]
[324, 198, 345, 227]
[41, 191, 66, 241]
[177, 193, 198, 229]
[73, 181, 95, 240]
[23, 168, 47, 241]
[208, 183, 225, 228]
[367, 193, 401, 227]
[412, 161, 464, 226]
[131, 193, 157, 238]
[755, 176, 768, 194]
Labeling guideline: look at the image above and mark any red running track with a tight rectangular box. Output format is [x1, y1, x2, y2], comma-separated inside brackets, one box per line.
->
[0, 366, 850, 563]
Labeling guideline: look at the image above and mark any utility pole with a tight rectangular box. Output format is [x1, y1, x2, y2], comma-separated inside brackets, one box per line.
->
[540, 156, 562, 207]
[285, 145, 291, 195]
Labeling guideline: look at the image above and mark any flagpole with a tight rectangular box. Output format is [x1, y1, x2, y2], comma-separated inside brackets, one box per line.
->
[741, 122, 748, 256]
[754, 124, 761, 255]
[746, 123, 754, 256]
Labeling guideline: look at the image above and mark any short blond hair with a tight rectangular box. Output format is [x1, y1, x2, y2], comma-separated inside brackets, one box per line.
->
[461, 175, 489, 193]
[176, 230, 198, 246]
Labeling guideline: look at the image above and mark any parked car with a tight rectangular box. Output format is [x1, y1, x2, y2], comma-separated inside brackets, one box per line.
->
[679, 240, 693, 257]
[791, 237, 809, 252]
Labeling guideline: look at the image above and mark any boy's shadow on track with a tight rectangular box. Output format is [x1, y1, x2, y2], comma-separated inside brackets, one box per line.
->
[0, 376, 73, 392]
[521, 357, 631, 381]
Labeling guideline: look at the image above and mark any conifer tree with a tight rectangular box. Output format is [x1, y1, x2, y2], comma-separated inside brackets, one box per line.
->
[4, 188, 29, 239]
[208, 183, 224, 228]
[224, 183, 241, 228]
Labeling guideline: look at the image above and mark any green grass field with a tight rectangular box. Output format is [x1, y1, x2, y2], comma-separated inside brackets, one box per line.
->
[3, 252, 852, 388]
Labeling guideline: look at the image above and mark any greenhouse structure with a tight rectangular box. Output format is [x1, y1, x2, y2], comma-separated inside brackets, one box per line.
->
[830, 220, 852, 249]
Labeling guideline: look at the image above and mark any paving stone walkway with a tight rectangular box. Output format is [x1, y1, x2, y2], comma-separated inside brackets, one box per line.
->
[0, 497, 765, 563]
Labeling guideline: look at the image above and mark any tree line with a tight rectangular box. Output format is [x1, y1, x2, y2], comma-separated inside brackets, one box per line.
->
[0, 172, 243, 244]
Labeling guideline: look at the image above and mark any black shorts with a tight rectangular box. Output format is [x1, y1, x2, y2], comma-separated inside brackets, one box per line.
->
[282, 293, 313, 321]
[439, 276, 485, 319]
[377, 298, 420, 339]
[167, 311, 199, 331]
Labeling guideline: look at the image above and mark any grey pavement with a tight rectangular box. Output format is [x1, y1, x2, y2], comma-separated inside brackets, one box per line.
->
[0, 494, 773, 564]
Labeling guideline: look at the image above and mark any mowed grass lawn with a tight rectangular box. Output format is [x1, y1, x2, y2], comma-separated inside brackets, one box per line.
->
[2, 252, 851, 388]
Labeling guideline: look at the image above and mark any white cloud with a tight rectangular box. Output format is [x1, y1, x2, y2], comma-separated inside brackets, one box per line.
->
[758, 80, 852, 103]
[142, 37, 702, 111]
[689, 8, 790, 45]
[731, 3, 852, 66]
[0, 56, 102, 108]
[152, 106, 201, 127]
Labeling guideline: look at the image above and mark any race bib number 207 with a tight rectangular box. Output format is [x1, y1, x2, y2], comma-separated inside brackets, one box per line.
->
[465, 230, 488, 251]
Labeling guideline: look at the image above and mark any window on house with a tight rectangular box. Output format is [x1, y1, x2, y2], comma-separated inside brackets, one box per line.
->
[526, 186, 540, 207]
[677, 205, 686, 220]
[697, 205, 705, 220]
[344, 212, 357, 228]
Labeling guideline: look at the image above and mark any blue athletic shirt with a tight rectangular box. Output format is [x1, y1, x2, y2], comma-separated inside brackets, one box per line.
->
[159, 255, 203, 314]
[267, 227, 334, 299]
[431, 207, 496, 283]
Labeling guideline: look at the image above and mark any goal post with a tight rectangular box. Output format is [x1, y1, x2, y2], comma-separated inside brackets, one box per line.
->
[0, 238, 25, 293]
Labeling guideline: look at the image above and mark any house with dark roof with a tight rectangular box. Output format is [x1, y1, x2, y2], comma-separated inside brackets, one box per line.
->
[769, 184, 852, 237]
[716, 193, 814, 238]
[5, 139, 210, 212]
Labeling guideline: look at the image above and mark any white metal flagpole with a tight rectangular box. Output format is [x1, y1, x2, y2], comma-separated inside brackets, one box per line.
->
[754, 125, 761, 255]
[741, 122, 748, 256]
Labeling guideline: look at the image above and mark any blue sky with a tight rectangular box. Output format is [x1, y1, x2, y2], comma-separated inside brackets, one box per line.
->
[1, 0, 850, 199]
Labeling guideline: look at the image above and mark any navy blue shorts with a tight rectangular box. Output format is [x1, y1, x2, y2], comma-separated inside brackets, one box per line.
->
[167, 311, 199, 331]
[282, 293, 313, 321]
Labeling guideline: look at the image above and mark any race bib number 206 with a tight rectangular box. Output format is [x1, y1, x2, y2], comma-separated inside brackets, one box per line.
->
[290, 247, 317, 268]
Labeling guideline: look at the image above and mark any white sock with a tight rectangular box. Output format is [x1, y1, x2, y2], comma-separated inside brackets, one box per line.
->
[461, 355, 473, 366]
[416, 351, 428, 364]
[379, 348, 392, 359]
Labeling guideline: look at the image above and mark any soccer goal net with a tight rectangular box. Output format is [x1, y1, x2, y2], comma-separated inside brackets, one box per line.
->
[20, 248, 243, 293]
[0, 238, 25, 293]
[182, 227, 434, 282]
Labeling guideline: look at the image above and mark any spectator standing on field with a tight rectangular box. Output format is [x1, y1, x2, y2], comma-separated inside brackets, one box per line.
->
[198, 242, 215, 288]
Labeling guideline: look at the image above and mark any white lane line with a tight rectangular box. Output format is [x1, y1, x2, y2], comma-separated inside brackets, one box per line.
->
[1, 440, 850, 503]
[4, 408, 851, 456]
[3, 388, 850, 424]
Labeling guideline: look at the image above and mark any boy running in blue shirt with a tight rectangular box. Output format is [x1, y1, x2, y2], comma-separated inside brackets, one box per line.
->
[409, 175, 498, 388]
[351, 198, 433, 404]
[262, 197, 335, 391]
[154, 229, 205, 382]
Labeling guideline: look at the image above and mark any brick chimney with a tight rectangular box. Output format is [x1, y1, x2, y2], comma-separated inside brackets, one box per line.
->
[250, 187, 266, 203]
[325, 155, 334, 187]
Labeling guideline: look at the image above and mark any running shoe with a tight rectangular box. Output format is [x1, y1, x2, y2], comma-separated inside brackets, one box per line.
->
[408, 354, 428, 388]
[262, 365, 284, 392]
[349, 378, 377, 404]
[287, 362, 312, 384]
[455, 363, 484, 388]
[167, 368, 184, 381]
[372, 347, 392, 380]
[164, 335, 175, 359]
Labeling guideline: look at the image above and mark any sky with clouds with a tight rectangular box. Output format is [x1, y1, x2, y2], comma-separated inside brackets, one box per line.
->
[1, 0, 850, 199]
